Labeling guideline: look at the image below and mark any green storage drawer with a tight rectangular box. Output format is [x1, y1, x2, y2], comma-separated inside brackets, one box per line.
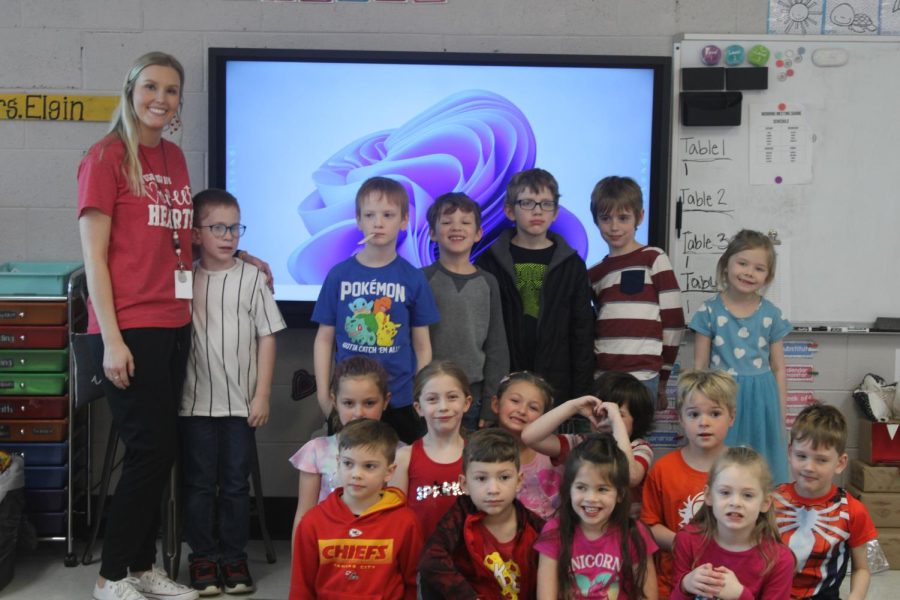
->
[0, 262, 83, 296]
[0, 349, 69, 373]
[0, 373, 68, 396]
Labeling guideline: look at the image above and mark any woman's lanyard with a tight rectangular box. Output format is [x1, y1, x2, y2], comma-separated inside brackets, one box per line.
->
[139, 143, 192, 299]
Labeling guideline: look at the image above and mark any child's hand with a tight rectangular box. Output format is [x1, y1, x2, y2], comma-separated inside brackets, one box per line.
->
[681, 563, 724, 598]
[713, 566, 744, 600]
[596, 401, 622, 427]
[568, 395, 603, 428]
[248, 395, 270, 428]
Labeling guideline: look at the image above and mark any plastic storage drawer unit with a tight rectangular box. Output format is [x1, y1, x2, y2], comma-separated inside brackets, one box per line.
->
[0, 349, 69, 372]
[0, 301, 68, 325]
[0, 396, 69, 420]
[0, 326, 68, 349]
[0, 262, 83, 297]
[0, 373, 68, 396]
[0, 420, 67, 442]
[0, 442, 68, 465]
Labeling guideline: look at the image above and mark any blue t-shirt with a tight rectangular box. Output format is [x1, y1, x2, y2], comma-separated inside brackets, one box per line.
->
[312, 255, 440, 407]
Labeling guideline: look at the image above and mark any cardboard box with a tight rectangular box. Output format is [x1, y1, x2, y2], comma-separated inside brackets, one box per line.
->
[850, 460, 900, 493]
[879, 528, 900, 570]
[859, 420, 900, 465]
[847, 485, 900, 528]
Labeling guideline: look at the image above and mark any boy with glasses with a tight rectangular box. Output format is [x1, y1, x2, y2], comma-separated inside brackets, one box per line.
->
[180, 188, 286, 596]
[477, 169, 594, 409]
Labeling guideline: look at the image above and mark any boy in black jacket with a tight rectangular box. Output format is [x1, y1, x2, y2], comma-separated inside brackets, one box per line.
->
[476, 168, 594, 407]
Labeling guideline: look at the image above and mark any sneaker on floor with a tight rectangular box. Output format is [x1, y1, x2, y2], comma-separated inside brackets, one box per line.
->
[220, 560, 255, 595]
[134, 568, 200, 600]
[189, 558, 222, 597]
[93, 577, 148, 600]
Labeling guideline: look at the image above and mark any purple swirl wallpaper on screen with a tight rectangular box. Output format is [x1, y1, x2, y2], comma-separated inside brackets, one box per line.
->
[285, 90, 588, 285]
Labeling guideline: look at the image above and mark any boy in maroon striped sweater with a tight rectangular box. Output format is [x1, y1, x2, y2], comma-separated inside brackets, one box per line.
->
[587, 176, 685, 409]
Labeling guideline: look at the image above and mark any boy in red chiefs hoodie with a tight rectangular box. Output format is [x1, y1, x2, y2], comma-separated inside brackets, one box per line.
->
[290, 419, 422, 600]
[418, 428, 544, 600]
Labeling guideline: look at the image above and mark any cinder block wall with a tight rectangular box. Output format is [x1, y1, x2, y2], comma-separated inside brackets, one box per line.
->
[2, 0, 777, 497]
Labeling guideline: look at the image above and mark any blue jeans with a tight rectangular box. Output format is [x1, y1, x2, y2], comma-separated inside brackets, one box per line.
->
[179, 416, 253, 562]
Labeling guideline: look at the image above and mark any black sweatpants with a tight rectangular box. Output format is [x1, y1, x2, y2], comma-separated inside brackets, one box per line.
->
[90, 325, 190, 581]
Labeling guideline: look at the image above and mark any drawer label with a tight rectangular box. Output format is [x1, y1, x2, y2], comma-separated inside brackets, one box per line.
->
[0, 311, 21, 319]
[0, 359, 12, 368]
[31, 426, 55, 435]
[0, 335, 14, 343]
[0, 380, 14, 389]
[0, 424, 8, 439]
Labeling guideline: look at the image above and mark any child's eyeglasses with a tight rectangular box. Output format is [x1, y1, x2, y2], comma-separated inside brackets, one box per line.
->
[514, 199, 557, 212]
[199, 224, 247, 238]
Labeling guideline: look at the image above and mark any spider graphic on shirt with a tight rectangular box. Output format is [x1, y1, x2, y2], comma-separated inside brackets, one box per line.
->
[774, 492, 849, 571]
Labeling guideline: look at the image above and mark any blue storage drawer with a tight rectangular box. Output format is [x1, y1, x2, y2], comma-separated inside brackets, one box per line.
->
[28, 511, 66, 537]
[25, 488, 67, 512]
[24, 465, 66, 489]
[0, 442, 67, 465]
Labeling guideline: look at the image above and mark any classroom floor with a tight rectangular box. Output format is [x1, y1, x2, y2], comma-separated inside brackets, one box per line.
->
[4, 539, 900, 599]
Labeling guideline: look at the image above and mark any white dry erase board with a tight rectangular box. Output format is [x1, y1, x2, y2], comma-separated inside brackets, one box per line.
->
[669, 34, 900, 324]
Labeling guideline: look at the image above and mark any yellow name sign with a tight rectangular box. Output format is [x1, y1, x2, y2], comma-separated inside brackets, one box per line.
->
[0, 94, 118, 122]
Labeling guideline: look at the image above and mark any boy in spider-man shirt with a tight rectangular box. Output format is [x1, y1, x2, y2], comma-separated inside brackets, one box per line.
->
[418, 428, 544, 600]
[773, 403, 877, 600]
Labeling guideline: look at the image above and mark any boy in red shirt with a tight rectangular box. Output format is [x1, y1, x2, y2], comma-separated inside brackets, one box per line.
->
[418, 428, 543, 600]
[290, 419, 422, 600]
[773, 403, 878, 600]
[640, 369, 736, 598]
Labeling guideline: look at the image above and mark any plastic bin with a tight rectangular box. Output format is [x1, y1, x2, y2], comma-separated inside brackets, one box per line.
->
[0, 301, 68, 325]
[0, 349, 69, 372]
[0, 326, 68, 349]
[24, 489, 67, 513]
[0, 373, 68, 396]
[0, 420, 67, 442]
[27, 511, 65, 537]
[0, 262, 83, 297]
[0, 442, 68, 466]
[24, 465, 67, 489]
[0, 396, 69, 420]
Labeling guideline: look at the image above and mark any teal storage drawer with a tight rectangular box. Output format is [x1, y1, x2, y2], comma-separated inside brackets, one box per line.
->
[0, 262, 83, 296]
[0, 373, 68, 396]
[0, 349, 69, 372]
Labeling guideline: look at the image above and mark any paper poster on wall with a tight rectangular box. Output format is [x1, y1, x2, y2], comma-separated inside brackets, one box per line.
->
[783, 339, 819, 357]
[768, 1, 882, 34]
[749, 104, 812, 185]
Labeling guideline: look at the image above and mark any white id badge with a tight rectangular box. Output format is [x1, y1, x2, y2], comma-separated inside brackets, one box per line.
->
[174, 270, 193, 299]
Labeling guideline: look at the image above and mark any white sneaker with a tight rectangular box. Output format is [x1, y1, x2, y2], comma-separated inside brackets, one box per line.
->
[133, 568, 200, 600]
[93, 577, 148, 600]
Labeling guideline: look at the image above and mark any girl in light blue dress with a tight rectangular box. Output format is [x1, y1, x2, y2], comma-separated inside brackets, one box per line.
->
[689, 230, 791, 483]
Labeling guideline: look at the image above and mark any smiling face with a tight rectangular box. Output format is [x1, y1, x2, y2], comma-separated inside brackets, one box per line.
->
[192, 205, 241, 270]
[131, 64, 182, 145]
[460, 460, 521, 518]
[332, 375, 390, 427]
[597, 207, 643, 256]
[491, 380, 547, 436]
[705, 463, 771, 539]
[725, 247, 772, 295]
[570, 461, 621, 536]
[337, 444, 396, 512]
[680, 391, 734, 453]
[788, 438, 848, 499]
[414, 373, 471, 435]
[429, 206, 482, 259]
[357, 192, 409, 249]
[503, 186, 558, 244]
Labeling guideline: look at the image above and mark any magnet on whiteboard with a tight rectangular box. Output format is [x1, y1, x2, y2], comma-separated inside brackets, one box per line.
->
[812, 48, 848, 67]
